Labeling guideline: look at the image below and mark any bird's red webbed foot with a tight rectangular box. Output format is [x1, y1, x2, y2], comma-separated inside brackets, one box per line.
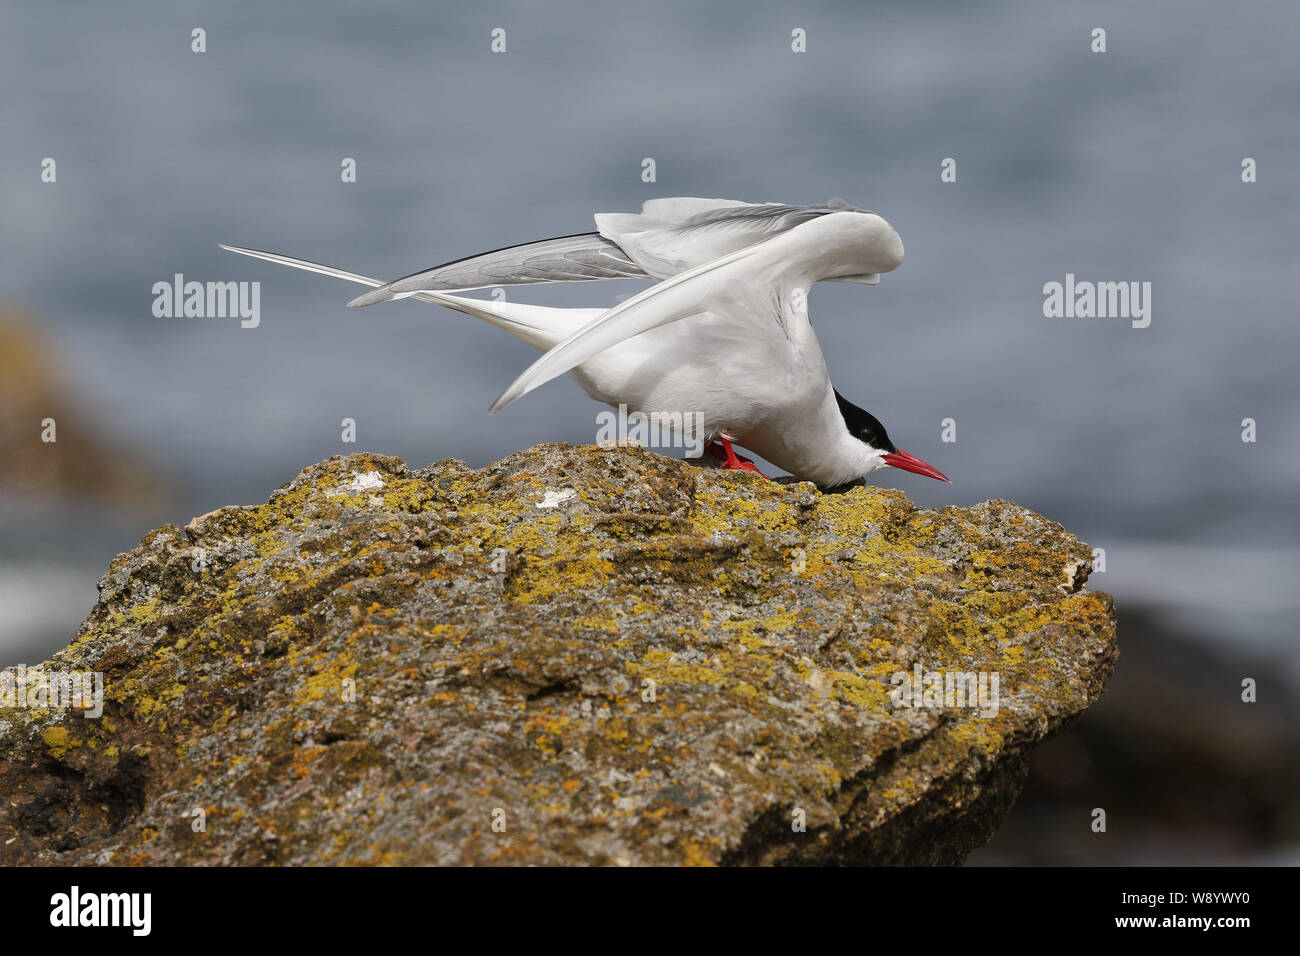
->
[704, 435, 770, 479]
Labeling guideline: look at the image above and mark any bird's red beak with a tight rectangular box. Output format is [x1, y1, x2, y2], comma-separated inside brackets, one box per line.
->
[881, 448, 950, 482]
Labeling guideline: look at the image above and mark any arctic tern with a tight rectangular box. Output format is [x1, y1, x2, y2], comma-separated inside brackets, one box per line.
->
[221, 197, 948, 487]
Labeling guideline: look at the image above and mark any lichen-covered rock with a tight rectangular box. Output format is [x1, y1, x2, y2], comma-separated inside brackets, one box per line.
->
[0, 445, 1116, 865]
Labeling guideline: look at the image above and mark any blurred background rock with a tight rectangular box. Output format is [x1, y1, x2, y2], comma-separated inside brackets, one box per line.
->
[0, 308, 172, 663]
[0, 310, 169, 506]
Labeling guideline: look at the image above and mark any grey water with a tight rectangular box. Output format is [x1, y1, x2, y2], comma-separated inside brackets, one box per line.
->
[1, 0, 1297, 677]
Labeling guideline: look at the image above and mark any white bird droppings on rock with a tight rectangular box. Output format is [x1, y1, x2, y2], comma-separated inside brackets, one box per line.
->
[537, 489, 577, 509]
[328, 470, 386, 497]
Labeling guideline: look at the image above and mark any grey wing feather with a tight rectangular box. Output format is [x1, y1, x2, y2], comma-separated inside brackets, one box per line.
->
[598, 199, 876, 278]
[347, 234, 647, 307]
[678, 200, 868, 230]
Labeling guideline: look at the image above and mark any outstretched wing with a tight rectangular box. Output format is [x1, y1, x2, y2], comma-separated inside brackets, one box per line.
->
[594, 198, 871, 279]
[346, 233, 647, 307]
[489, 238, 802, 413]
[349, 198, 879, 309]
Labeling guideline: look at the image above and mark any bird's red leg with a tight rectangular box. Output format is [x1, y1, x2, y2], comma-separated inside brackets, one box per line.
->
[712, 434, 769, 478]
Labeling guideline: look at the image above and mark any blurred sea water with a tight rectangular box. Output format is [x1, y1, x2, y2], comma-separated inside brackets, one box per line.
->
[1, 0, 1297, 671]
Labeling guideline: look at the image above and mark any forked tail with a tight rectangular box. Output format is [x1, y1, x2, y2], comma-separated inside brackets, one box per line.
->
[218, 244, 597, 352]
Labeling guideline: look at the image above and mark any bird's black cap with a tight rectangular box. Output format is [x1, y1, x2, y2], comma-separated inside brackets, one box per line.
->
[835, 389, 896, 453]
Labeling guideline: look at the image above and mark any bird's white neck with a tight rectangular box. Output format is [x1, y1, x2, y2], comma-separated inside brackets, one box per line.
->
[814, 416, 886, 488]
[740, 386, 884, 488]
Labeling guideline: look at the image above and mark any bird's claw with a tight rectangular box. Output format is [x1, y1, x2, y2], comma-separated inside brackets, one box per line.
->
[703, 437, 770, 479]
[727, 459, 767, 477]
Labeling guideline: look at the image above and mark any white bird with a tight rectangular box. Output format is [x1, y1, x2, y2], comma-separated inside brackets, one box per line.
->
[221, 197, 948, 487]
